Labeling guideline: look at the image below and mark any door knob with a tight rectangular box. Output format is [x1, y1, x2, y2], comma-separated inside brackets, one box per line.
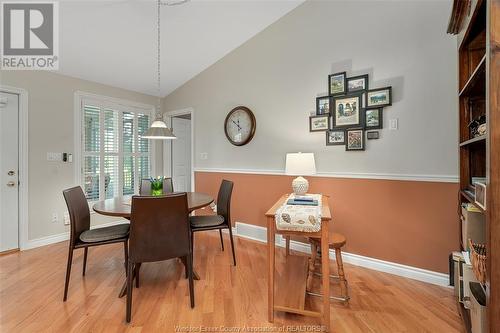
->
[8, 170, 15, 176]
[6, 181, 15, 187]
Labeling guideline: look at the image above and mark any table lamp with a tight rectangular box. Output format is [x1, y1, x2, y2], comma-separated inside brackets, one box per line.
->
[285, 152, 316, 195]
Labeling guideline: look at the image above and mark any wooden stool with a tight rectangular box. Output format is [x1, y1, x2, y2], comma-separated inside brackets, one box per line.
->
[307, 232, 349, 303]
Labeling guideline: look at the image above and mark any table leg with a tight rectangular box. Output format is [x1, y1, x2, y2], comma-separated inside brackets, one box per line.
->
[321, 222, 330, 332]
[267, 216, 275, 323]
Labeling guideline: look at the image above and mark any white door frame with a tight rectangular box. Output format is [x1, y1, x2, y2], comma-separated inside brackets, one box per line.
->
[0, 86, 29, 250]
[163, 107, 195, 192]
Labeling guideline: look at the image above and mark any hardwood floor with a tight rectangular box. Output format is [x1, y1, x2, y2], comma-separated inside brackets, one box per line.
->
[0, 231, 463, 332]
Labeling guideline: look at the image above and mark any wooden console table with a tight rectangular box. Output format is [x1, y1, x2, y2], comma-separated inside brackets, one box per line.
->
[265, 194, 332, 332]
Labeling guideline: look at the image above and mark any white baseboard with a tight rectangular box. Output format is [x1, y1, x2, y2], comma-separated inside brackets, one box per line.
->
[233, 222, 450, 287]
[21, 219, 450, 287]
[22, 220, 127, 251]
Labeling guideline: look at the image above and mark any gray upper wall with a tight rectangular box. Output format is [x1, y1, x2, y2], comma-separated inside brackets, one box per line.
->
[163, 0, 458, 178]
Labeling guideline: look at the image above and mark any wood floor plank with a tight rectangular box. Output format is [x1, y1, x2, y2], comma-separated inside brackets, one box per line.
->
[0, 231, 463, 332]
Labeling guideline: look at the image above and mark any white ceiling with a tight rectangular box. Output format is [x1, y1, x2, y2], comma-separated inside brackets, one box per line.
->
[58, 0, 303, 97]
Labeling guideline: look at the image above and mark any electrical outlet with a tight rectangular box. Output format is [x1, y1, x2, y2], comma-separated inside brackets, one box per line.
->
[52, 213, 58, 223]
[200, 152, 208, 160]
[389, 118, 399, 130]
[63, 212, 70, 225]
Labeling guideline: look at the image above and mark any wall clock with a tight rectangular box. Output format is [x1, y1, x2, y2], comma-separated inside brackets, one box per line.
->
[224, 106, 256, 146]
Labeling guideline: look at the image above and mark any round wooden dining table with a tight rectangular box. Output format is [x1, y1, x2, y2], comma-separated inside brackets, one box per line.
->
[92, 192, 214, 218]
[92, 192, 214, 292]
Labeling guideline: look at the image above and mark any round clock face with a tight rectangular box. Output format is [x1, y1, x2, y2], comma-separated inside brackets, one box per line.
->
[224, 106, 256, 146]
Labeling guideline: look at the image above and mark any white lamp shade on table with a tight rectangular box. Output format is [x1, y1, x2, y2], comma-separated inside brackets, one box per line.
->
[285, 153, 316, 176]
[285, 153, 316, 195]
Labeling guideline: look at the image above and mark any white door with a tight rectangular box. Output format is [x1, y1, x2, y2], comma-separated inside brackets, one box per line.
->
[171, 117, 191, 192]
[0, 92, 19, 252]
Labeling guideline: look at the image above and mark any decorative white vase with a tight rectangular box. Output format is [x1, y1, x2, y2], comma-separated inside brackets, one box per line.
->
[292, 176, 309, 195]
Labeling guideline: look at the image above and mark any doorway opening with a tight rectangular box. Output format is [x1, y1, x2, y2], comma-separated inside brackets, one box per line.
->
[163, 108, 194, 192]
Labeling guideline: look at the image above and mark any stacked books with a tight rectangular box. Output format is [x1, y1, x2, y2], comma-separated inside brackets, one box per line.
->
[287, 195, 319, 206]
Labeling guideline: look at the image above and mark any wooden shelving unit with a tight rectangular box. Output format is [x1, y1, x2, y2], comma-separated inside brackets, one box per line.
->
[448, 0, 500, 331]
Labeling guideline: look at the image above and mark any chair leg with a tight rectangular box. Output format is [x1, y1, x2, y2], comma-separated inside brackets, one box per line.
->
[335, 248, 348, 300]
[63, 247, 74, 301]
[82, 247, 88, 276]
[123, 240, 129, 276]
[126, 262, 134, 323]
[285, 236, 290, 256]
[135, 263, 141, 288]
[191, 231, 195, 268]
[219, 229, 224, 251]
[187, 252, 195, 308]
[227, 225, 236, 266]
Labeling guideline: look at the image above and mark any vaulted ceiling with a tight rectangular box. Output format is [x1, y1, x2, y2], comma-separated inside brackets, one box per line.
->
[58, 0, 303, 96]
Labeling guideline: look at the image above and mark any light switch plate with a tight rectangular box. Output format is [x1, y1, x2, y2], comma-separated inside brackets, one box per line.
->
[47, 152, 62, 161]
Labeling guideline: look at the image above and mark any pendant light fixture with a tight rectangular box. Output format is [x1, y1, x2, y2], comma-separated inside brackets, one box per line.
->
[142, 0, 176, 140]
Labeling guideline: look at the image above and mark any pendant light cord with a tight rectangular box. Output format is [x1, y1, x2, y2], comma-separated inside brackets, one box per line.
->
[156, 0, 161, 120]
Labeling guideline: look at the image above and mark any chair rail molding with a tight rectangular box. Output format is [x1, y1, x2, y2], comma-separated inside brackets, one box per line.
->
[194, 167, 459, 183]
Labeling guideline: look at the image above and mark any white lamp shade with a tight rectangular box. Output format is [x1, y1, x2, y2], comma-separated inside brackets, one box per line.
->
[285, 153, 316, 176]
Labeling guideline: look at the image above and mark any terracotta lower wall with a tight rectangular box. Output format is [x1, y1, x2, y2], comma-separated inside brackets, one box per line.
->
[195, 171, 459, 274]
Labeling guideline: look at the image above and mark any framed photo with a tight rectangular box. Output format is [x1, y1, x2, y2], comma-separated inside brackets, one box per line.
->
[366, 131, 379, 140]
[346, 128, 364, 151]
[326, 129, 345, 145]
[365, 108, 383, 129]
[474, 182, 486, 210]
[332, 93, 363, 129]
[316, 96, 331, 115]
[347, 74, 368, 92]
[328, 71, 346, 96]
[366, 87, 392, 107]
[309, 115, 329, 132]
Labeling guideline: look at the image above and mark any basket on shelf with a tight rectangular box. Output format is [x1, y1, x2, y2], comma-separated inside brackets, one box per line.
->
[469, 238, 487, 284]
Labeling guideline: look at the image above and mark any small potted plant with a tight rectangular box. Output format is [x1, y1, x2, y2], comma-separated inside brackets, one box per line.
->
[150, 176, 164, 196]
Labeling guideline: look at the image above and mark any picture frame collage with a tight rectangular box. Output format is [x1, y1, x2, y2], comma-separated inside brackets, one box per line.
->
[309, 71, 392, 151]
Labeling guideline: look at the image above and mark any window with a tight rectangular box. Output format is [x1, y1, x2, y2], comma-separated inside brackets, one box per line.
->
[79, 95, 153, 201]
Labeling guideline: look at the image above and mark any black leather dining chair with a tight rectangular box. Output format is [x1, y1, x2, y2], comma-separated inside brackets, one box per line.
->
[126, 193, 194, 323]
[62, 186, 129, 301]
[189, 180, 235, 265]
[139, 178, 174, 195]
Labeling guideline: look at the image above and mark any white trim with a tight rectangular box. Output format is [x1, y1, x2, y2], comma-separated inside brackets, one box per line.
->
[74, 91, 156, 198]
[194, 167, 459, 183]
[0, 86, 29, 251]
[232, 222, 450, 287]
[163, 107, 195, 192]
[19, 217, 449, 286]
[73, 91, 154, 111]
[22, 219, 128, 251]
